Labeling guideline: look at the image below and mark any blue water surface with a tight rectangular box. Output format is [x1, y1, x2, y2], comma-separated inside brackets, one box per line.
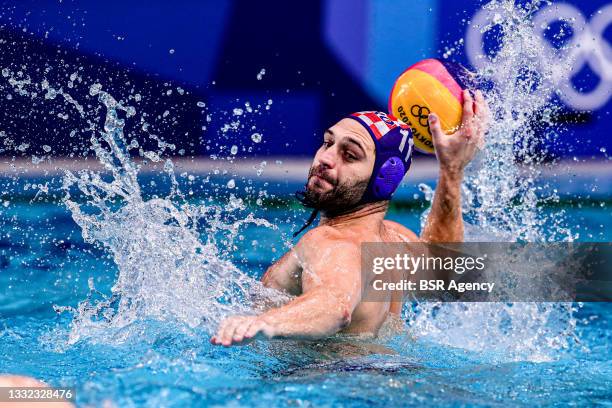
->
[0, 177, 610, 407]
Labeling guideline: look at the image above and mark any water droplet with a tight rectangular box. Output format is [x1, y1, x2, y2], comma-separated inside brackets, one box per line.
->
[256, 160, 267, 176]
[230, 145, 238, 155]
[257, 68, 266, 80]
[143, 151, 161, 162]
[226, 179, 235, 189]
[196, 101, 206, 108]
[89, 83, 102, 96]
[251, 133, 262, 143]
[169, 48, 175, 54]
[45, 88, 58, 99]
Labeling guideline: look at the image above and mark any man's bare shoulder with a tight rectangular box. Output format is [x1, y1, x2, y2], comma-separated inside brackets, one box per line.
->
[295, 225, 360, 258]
[383, 219, 420, 242]
[293, 226, 363, 289]
[297, 225, 355, 245]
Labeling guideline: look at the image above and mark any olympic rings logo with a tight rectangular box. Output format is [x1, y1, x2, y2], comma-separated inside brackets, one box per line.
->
[411, 105, 432, 134]
[465, 2, 612, 111]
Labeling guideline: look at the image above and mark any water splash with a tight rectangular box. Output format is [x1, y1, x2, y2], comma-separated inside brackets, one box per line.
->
[409, 0, 582, 360]
[461, 0, 576, 242]
[54, 86, 287, 344]
[0, 55, 291, 344]
[0, 0, 589, 360]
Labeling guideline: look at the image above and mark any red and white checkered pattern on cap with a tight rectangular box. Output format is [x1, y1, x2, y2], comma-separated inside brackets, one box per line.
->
[350, 111, 408, 140]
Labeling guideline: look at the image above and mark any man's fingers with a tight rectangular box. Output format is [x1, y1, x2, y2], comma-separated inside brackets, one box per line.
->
[225, 317, 249, 346]
[244, 320, 265, 339]
[232, 318, 257, 344]
[428, 113, 445, 142]
[212, 316, 264, 345]
[474, 90, 490, 123]
[216, 318, 234, 345]
[461, 90, 475, 139]
[246, 319, 275, 340]
[260, 322, 276, 339]
[474, 90, 484, 113]
[211, 318, 230, 345]
[211, 316, 275, 347]
[219, 316, 245, 346]
[473, 90, 489, 149]
[462, 89, 474, 121]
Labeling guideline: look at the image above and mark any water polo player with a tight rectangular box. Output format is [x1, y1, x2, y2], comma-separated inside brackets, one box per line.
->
[211, 90, 489, 346]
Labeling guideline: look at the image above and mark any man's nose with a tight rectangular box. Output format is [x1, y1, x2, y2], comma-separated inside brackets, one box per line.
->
[318, 147, 337, 169]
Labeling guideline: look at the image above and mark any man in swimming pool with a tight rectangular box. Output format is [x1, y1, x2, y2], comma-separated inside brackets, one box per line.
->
[211, 90, 489, 346]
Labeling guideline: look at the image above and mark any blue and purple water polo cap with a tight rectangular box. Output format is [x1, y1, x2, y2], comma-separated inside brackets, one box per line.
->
[345, 111, 414, 202]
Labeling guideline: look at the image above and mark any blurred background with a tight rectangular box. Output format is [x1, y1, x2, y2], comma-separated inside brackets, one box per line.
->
[0, 0, 609, 160]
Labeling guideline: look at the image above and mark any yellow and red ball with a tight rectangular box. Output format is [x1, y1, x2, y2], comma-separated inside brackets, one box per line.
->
[389, 59, 467, 154]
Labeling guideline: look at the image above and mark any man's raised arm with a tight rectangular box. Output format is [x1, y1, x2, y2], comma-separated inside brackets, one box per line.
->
[420, 90, 489, 243]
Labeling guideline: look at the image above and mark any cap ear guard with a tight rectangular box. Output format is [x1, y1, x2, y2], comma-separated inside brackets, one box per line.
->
[345, 111, 413, 203]
[371, 156, 405, 200]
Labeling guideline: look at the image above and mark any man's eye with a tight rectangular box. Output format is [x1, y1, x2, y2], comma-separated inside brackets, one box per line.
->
[344, 152, 357, 160]
[323, 140, 332, 147]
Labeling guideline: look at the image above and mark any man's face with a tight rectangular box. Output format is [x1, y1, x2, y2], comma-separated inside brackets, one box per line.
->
[303, 118, 376, 212]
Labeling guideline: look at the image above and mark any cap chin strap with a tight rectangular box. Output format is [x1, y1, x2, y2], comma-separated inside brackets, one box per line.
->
[292, 208, 319, 238]
[292, 189, 318, 238]
[292, 190, 374, 238]
[292, 194, 390, 238]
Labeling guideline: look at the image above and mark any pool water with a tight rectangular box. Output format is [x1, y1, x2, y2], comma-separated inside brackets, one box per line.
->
[0, 184, 610, 407]
[0, 0, 610, 404]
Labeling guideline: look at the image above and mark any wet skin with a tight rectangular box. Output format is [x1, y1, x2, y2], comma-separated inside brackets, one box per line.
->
[212, 90, 490, 347]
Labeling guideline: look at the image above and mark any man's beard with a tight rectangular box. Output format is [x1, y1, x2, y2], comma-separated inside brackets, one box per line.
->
[296, 165, 369, 215]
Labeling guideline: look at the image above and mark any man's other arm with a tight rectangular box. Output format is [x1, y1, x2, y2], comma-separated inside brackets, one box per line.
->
[211, 231, 362, 346]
